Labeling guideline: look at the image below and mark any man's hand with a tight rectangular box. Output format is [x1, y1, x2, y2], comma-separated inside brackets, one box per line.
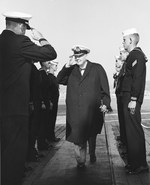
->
[65, 56, 76, 68]
[30, 28, 44, 41]
[50, 101, 53, 110]
[99, 104, 108, 113]
[128, 100, 136, 114]
[41, 102, 46, 109]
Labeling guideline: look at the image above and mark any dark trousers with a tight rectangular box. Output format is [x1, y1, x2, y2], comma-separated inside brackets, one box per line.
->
[122, 92, 147, 169]
[88, 135, 97, 156]
[1, 116, 28, 185]
[37, 108, 50, 149]
[116, 94, 127, 145]
[28, 103, 41, 158]
[47, 99, 58, 140]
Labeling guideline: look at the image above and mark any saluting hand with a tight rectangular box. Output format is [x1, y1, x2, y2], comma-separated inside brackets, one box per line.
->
[30, 28, 44, 41]
[65, 56, 76, 68]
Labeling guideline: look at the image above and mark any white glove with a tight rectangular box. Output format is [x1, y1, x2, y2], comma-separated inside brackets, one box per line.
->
[30, 28, 44, 41]
[41, 102, 46, 109]
[128, 101, 136, 114]
[50, 102, 53, 110]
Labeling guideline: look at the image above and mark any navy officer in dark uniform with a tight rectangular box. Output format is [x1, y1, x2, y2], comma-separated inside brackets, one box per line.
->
[37, 61, 52, 151]
[113, 48, 128, 148]
[121, 28, 148, 174]
[27, 63, 42, 162]
[47, 60, 60, 142]
[0, 11, 57, 185]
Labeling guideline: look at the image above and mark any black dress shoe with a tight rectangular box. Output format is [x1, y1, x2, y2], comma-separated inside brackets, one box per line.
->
[90, 155, 96, 163]
[121, 153, 128, 159]
[24, 166, 33, 172]
[38, 143, 49, 151]
[77, 163, 86, 169]
[37, 153, 45, 158]
[38, 146, 49, 151]
[27, 155, 40, 162]
[118, 142, 125, 148]
[125, 164, 132, 170]
[49, 137, 61, 142]
[116, 136, 121, 141]
[54, 137, 61, 142]
[126, 165, 149, 175]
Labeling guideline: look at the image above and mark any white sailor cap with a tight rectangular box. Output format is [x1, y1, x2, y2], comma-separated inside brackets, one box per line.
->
[122, 28, 138, 37]
[71, 45, 90, 56]
[2, 11, 32, 29]
[50, 60, 58, 65]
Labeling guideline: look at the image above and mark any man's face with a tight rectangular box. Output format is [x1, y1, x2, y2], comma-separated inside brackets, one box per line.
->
[42, 61, 51, 69]
[122, 35, 130, 52]
[74, 54, 87, 66]
[120, 51, 128, 61]
[115, 59, 123, 72]
[50, 63, 58, 71]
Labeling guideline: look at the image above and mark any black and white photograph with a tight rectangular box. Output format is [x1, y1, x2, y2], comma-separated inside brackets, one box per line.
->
[1, 0, 150, 185]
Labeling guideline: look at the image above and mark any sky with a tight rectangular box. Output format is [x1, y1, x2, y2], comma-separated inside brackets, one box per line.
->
[1, 0, 150, 89]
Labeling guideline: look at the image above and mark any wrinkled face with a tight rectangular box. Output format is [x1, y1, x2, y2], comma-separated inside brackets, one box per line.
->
[115, 59, 123, 72]
[50, 63, 58, 71]
[74, 54, 87, 66]
[42, 61, 51, 69]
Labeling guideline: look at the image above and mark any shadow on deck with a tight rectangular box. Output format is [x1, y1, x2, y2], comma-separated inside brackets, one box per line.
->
[22, 109, 150, 185]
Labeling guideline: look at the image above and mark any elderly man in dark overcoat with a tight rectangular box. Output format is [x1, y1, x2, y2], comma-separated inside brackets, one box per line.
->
[57, 45, 111, 168]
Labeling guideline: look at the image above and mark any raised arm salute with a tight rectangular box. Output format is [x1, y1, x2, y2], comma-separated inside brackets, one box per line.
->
[57, 45, 111, 168]
[0, 11, 57, 185]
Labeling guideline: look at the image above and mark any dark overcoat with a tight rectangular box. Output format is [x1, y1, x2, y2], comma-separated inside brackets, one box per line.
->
[57, 61, 111, 145]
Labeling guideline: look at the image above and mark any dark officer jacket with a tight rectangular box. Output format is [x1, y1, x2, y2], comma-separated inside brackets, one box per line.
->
[0, 30, 57, 116]
[39, 69, 52, 109]
[48, 73, 59, 104]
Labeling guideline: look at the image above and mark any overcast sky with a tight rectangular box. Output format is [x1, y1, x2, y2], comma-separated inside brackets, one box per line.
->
[1, 0, 150, 88]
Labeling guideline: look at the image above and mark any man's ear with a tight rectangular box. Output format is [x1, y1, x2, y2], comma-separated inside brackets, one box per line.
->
[18, 23, 23, 30]
[129, 37, 132, 44]
[18, 23, 23, 28]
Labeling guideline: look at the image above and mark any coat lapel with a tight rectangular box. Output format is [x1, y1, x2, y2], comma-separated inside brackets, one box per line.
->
[71, 61, 93, 84]
[79, 61, 92, 84]
[71, 65, 81, 81]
